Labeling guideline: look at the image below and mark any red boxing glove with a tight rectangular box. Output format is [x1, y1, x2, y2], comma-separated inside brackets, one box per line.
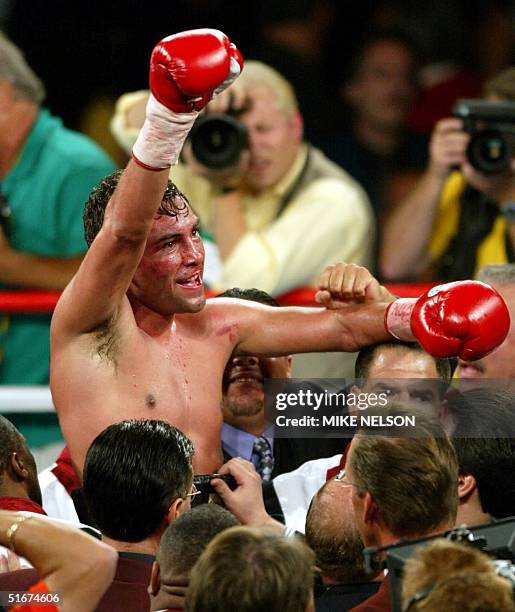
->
[385, 280, 510, 361]
[133, 29, 243, 170]
[149, 28, 243, 113]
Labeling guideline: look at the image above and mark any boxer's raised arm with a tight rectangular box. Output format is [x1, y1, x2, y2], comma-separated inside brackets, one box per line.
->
[53, 164, 170, 335]
[53, 30, 242, 336]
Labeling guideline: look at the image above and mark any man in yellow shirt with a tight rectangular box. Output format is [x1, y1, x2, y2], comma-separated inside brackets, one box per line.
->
[381, 67, 515, 281]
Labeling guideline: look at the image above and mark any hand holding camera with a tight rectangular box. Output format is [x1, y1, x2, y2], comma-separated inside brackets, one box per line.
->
[454, 99, 515, 175]
[209, 458, 282, 530]
[428, 117, 469, 181]
[451, 99, 515, 205]
[205, 76, 248, 115]
[192, 473, 237, 505]
[426, 100, 515, 204]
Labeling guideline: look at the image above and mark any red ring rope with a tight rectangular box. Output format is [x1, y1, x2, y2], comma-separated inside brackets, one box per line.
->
[0, 284, 436, 314]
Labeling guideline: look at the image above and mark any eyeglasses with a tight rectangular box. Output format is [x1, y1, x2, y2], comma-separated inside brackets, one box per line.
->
[185, 483, 202, 499]
[334, 468, 355, 487]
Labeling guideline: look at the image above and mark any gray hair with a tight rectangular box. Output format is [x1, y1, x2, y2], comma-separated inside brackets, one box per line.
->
[476, 264, 515, 285]
[0, 31, 45, 104]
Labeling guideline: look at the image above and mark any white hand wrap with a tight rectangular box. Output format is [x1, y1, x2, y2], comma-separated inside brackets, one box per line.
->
[385, 298, 417, 341]
[132, 94, 198, 170]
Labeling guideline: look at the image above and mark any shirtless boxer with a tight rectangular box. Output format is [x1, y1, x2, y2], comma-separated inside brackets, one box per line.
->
[49, 29, 510, 478]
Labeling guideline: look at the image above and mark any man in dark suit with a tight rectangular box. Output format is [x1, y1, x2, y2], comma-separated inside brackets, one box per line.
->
[218, 288, 342, 481]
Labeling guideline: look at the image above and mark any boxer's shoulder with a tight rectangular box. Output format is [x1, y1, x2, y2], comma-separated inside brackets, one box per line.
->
[205, 296, 269, 315]
[180, 299, 242, 338]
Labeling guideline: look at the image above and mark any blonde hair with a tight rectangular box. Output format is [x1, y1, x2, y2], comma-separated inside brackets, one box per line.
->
[186, 526, 314, 612]
[238, 60, 298, 116]
[402, 539, 515, 612]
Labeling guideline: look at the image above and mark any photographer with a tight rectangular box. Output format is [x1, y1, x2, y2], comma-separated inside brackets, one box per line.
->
[111, 61, 373, 295]
[380, 67, 515, 282]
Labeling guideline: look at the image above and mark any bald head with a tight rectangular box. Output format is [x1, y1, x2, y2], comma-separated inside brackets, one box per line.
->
[305, 479, 377, 583]
[0, 416, 41, 506]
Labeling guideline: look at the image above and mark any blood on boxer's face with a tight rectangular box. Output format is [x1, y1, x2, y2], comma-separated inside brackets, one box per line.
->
[129, 202, 206, 315]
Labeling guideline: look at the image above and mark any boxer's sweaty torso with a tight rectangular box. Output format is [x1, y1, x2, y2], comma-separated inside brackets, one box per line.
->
[51, 299, 240, 480]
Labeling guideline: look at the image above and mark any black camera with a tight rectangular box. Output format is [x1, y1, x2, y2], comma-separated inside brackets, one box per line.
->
[453, 99, 515, 174]
[189, 112, 248, 170]
[192, 473, 238, 505]
[364, 517, 515, 612]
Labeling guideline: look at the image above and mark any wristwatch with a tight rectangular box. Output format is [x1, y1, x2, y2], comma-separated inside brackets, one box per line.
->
[500, 202, 515, 223]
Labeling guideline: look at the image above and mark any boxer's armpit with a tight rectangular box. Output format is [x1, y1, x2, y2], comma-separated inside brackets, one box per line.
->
[92, 319, 119, 366]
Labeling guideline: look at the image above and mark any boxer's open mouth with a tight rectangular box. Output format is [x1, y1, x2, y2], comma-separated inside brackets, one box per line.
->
[177, 273, 202, 289]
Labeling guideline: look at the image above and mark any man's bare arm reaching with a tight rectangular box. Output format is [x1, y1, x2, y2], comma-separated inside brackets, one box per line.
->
[212, 262, 511, 362]
[210, 263, 393, 356]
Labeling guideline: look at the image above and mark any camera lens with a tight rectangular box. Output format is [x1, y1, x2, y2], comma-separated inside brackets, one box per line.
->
[467, 129, 511, 174]
[189, 113, 248, 170]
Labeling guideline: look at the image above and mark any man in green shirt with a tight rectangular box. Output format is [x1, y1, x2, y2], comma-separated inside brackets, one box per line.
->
[0, 32, 116, 384]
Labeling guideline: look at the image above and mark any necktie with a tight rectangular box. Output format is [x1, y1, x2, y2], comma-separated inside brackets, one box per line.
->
[252, 436, 274, 482]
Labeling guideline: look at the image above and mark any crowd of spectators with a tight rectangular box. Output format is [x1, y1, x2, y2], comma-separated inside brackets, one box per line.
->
[2, 382, 515, 610]
[0, 4, 515, 611]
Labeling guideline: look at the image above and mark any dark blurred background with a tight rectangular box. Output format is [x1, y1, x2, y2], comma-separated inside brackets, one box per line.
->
[2, 0, 514, 162]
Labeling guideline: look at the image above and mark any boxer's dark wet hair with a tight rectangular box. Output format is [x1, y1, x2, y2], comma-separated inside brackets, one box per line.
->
[83, 169, 190, 247]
